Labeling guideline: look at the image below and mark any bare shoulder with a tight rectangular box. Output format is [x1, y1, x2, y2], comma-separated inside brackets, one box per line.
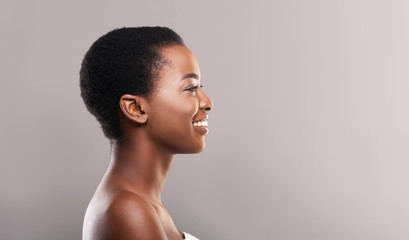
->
[84, 191, 167, 240]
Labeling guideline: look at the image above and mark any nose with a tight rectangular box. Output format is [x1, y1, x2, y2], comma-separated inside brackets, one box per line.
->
[198, 88, 213, 112]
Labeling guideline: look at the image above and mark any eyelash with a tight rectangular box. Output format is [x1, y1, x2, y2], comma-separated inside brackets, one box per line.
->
[186, 85, 203, 92]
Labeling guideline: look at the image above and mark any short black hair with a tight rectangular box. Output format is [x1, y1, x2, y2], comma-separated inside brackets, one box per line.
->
[80, 27, 184, 140]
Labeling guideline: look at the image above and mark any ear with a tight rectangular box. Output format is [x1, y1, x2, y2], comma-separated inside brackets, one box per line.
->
[119, 94, 148, 124]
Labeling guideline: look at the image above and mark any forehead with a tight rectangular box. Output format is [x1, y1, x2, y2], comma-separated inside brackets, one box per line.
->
[159, 45, 200, 79]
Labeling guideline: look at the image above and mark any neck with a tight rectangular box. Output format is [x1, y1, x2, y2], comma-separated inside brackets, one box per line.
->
[106, 134, 175, 203]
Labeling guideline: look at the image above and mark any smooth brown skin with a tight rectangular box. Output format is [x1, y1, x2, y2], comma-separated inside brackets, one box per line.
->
[82, 45, 213, 240]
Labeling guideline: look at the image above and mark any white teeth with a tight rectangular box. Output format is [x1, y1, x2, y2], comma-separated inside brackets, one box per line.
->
[192, 119, 208, 127]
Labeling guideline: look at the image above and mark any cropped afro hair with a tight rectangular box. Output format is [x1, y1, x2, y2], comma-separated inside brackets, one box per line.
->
[80, 27, 184, 140]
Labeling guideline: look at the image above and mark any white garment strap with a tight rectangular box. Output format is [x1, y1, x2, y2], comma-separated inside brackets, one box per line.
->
[184, 232, 200, 240]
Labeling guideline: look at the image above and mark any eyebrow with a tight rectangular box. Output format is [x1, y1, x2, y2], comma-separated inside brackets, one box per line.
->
[180, 73, 200, 81]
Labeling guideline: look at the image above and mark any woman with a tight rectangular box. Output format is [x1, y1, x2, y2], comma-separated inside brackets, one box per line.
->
[80, 27, 212, 240]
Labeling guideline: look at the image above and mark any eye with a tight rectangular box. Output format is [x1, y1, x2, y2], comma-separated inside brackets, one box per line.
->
[184, 85, 203, 96]
[184, 85, 198, 93]
[186, 85, 198, 92]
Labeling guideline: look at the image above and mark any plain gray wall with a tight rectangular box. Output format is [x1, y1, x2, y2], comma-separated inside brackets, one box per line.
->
[1, 0, 409, 239]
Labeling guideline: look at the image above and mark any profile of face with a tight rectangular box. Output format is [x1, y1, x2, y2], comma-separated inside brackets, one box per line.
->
[146, 45, 213, 154]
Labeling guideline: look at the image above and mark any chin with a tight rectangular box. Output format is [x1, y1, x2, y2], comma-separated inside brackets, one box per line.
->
[194, 145, 206, 153]
[193, 140, 206, 153]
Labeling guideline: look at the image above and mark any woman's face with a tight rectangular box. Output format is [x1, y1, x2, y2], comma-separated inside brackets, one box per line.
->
[146, 45, 213, 153]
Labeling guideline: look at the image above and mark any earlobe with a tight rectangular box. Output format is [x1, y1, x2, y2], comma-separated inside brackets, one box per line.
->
[119, 94, 148, 124]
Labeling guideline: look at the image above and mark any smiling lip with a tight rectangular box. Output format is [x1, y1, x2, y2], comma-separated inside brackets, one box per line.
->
[192, 115, 208, 123]
[194, 125, 209, 135]
[192, 115, 209, 135]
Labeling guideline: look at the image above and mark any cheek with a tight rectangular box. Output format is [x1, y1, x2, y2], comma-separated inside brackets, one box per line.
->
[148, 97, 201, 153]
[148, 96, 204, 153]
[167, 99, 197, 126]
[151, 95, 198, 131]
[159, 91, 196, 115]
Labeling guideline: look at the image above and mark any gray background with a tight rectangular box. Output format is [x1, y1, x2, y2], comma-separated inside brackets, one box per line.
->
[1, 0, 409, 239]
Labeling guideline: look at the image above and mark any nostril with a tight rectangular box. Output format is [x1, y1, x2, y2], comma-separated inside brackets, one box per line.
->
[204, 107, 211, 111]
